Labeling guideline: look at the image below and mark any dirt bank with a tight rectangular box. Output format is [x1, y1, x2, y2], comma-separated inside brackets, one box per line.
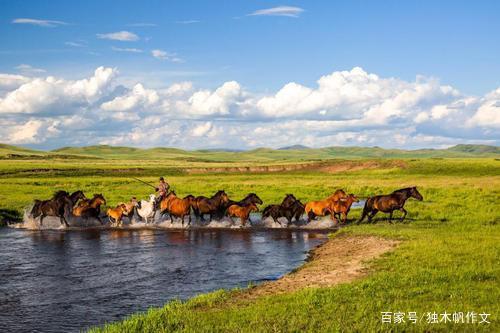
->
[184, 160, 407, 174]
[238, 234, 400, 300]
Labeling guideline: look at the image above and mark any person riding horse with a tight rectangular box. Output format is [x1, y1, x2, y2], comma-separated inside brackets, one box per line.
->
[155, 177, 170, 205]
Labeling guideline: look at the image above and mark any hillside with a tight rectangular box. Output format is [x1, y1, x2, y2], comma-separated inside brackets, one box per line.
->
[0, 143, 498, 161]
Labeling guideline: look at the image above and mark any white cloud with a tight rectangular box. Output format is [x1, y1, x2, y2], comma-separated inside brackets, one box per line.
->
[101, 83, 159, 112]
[97, 31, 139, 41]
[0, 66, 498, 149]
[111, 46, 143, 53]
[0, 74, 30, 91]
[176, 20, 200, 24]
[177, 81, 242, 116]
[0, 66, 116, 114]
[248, 6, 304, 18]
[15, 64, 46, 75]
[151, 49, 183, 62]
[12, 18, 68, 27]
[65, 41, 86, 47]
[468, 88, 500, 127]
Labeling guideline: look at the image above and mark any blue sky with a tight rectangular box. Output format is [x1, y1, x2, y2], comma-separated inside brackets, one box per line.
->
[0, 1, 499, 149]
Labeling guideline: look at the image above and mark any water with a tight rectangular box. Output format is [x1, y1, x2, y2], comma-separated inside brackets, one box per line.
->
[0, 227, 327, 332]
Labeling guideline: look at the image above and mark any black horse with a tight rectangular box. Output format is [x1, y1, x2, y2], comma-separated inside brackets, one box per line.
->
[358, 187, 423, 223]
[262, 194, 304, 226]
[31, 190, 86, 227]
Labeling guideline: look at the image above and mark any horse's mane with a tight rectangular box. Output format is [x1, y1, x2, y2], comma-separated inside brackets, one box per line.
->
[52, 190, 69, 199]
[392, 187, 413, 194]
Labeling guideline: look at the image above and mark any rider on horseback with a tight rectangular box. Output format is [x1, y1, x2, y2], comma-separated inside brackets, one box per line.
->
[155, 177, 170, 205]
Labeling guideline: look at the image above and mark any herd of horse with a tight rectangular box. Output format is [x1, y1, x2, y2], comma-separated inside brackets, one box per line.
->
[29, 186, 423, 228]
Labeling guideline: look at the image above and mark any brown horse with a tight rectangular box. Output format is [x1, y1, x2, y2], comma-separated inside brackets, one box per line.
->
[31, 190, 86, 227]
[324, 194, 359, 224]
[304, 189, 347, 222]
[222, 193, 263, 218]
[122, 197, 139, 221]
[164, 192, 196, 226]
[107, 203, 129, 227]
[73, 194, 106, 224]
[227, 203, 258, 227]
[192, 190, 229, 222]
[359, 187, 423, 223]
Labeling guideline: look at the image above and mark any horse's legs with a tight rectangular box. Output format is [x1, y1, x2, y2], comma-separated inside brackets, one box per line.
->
[399, 207, 407, 222]
[307, 211, 315, 223]
[39, 214, 45, 227]
[389, 211, 393, 223]
[60, 215, 69, 227]
[342, 212, 347, 224]
[367, 210, 377, 223]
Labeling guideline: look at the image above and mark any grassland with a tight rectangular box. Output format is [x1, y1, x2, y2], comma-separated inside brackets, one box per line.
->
[0, 144, 499, 331]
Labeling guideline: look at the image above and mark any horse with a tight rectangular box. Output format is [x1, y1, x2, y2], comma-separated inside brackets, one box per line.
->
[324, 194, 359, 224]
[73, 194, 106, 224]
[221, 193, 263, 218]
[122, 197, 139, 222]
[262, 194, 302, 226]
[137, 194, 157, 224]
[304, 189, 347, 222]
[358, 187, 423, 223]
[164, 192, 195, 226]
[227, 203, 259, 227]
[192, 190, 229, 222]
[107, 203, 129, 227]
[31, 190, 86, 227]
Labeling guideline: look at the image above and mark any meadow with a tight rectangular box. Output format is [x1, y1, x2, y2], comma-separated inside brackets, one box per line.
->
[0, 145, 499, 331]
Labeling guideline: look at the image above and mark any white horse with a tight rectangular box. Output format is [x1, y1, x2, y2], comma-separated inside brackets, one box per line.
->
[137, 194, 156, 224]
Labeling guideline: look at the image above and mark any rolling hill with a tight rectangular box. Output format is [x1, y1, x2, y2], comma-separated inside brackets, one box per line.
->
[0, 143, 498, 161]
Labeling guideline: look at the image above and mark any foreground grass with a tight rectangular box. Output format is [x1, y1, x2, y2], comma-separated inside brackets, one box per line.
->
[0, 158, 499, 331]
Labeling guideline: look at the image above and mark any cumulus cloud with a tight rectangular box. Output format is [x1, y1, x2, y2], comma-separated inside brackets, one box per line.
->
[0, 66, 116, 114]
[97, 31, 139, 41]
[248, 6, 304, 18]
[101, 83, 159, 113]
[0, 66, 498, 149]
[12, 18, 68, 27]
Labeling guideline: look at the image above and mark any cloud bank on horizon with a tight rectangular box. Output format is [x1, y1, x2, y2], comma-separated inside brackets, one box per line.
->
[0, 66, 498, 150]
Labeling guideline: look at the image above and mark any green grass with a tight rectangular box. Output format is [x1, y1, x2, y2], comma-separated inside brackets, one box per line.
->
[0, 154, 498, 332]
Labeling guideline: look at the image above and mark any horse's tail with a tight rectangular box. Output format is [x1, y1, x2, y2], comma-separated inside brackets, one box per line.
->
[358, 198, 371, 223]
[262, 206, 272, 219]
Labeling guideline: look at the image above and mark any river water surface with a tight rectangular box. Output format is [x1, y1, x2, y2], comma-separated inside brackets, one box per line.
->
[0, 228, 326, 332]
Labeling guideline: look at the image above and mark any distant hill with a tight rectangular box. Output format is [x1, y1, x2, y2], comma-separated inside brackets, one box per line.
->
[445, 144, 500, 154]
[278, 145, 311, 150]
[0, 143, 498, 161]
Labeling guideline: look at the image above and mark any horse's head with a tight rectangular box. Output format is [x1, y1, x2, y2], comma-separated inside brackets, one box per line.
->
[149, 194, 156, 202]
[349, 194, 359, 203]
[130, 197, 139, 206]
[215, 190, 229, 203]
[248, 193, 263, 205]
[410, 187, 423, 201]
[93, 194, 106, 206]
[282, 194, 296, 207]
[119, 203, 128, 212]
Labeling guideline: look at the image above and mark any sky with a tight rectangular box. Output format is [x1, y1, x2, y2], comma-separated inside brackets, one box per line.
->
[0, 0, 499, 150]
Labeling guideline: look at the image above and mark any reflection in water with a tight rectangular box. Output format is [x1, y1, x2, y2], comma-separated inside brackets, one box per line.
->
[0, 228, 326, 333]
